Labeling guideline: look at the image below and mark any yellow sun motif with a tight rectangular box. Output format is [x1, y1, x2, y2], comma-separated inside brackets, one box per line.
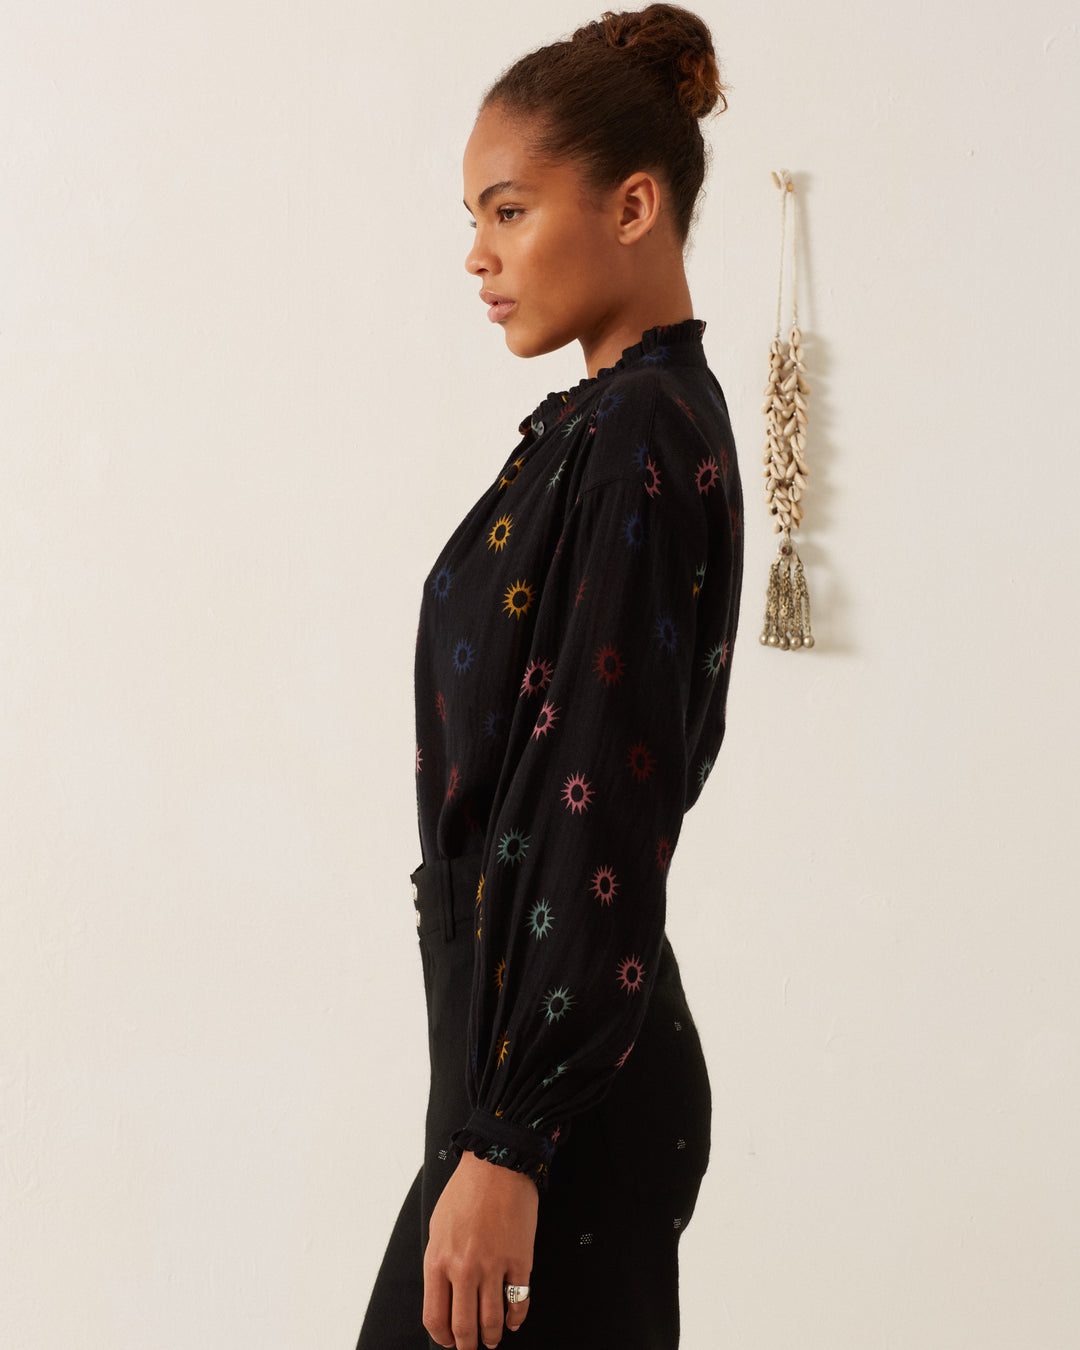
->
[499, 456, 525, 491]
[475, 872, 484, 940]
[488, 514, 513, 552]
[495, 1105, 505, 1118]
[502, 578, 536, 620]
[494, 956, 506, 991]
[497, 1031, 510, 1066]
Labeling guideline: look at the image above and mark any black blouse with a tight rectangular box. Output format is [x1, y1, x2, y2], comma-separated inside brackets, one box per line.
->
[413, 318, 744, 1185]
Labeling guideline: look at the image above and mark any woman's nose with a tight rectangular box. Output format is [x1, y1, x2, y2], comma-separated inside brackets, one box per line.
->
[465, 228, 496, 277]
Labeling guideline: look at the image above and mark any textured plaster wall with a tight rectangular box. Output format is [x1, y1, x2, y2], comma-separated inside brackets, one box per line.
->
[2, 1, 1077, 1346]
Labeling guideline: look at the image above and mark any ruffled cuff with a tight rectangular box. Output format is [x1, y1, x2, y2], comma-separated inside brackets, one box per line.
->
[451, 1109, 563, 1190]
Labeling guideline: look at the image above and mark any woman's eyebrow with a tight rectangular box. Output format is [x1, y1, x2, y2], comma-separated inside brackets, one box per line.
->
[463, 180, 535, 213]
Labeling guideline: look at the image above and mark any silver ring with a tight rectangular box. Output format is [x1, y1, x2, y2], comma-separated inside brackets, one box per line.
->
[504, 1283, 530, 1304]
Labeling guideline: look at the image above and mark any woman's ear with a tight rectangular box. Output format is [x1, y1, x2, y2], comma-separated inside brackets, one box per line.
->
[616, 172, 662, 244]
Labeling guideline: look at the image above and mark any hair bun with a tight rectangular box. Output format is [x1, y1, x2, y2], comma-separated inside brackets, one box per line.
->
[575, 3, 727, 119]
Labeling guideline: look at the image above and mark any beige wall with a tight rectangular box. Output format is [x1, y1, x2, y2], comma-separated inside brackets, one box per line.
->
[2, 1, 1077, 1345]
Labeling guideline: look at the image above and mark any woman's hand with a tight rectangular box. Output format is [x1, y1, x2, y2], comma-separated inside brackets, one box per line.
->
[423, 1150, 538, 1349]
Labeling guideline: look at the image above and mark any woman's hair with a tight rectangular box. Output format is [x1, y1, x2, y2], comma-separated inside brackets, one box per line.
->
[479, 4, 729, 247]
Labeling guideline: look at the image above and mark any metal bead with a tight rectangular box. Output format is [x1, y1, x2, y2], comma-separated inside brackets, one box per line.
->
[779, 635, 790, 650]
[790, 634, 802, 649]
[767, 633, 779, 647]
[759, 631, 769, 644]
[803, 634, 815, 648]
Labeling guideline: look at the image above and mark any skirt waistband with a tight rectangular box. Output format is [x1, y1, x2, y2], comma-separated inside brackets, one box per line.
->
[410, 854, 484, 943]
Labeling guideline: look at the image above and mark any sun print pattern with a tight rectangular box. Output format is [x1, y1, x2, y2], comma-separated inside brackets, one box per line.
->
[561, 772, 594, 815]
[532, 701, 559, 739]
[591, 865, 618, 906]
[502, 578, 536, 620]
[411, 318, 743, 1181]
[488, 514, 513, 551]
[616, 955, 646, 994]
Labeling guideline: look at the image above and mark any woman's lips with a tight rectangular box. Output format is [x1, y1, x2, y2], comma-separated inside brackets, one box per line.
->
[487, 300, 517, 323]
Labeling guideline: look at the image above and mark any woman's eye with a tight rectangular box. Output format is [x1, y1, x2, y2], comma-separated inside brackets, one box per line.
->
[466, 208, 522, 230]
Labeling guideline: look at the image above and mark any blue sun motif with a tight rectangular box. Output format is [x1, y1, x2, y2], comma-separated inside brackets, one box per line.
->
[528, 897, 554, 940]
[452, 638, 474, 674]
[431, 565, 453, 602]
[621, 511, 646, 552]
[632, 442, 649, 471]
[496, 827, 530, 867]
[697, 755, 714, 789]
[540, 986, 575, 1024]
[486, 1145, 509, 1165]
[641, 345, 669, 365]
[483, 708, 508, 740]
[654, 615, 678, 654]
[596, 391, 623, 422]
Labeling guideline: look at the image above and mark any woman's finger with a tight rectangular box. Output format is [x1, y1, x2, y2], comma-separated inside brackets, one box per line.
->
[450, 1276, 482, 1350]
[421, 1259, 455, 1348]
[503, 1269, 532, 1333]
[479, 1272, 506, 1347]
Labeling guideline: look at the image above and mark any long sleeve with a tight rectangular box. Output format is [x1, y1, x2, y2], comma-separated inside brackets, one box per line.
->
[450, 377, 742, 1185]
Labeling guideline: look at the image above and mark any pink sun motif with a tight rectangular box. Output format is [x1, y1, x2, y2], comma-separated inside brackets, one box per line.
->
[674, 395, 695, 423]
[592, 642, 625, 686]
[415, 743, 422, 775]
[445, 763, 461, 802]
[695, 456, 720, 495]
[575, 574, 589, 606]
[520, 658, 555, 698]
[616, 955, 646, 995]
[561, 772, 594, 815]
[719, 447, 730, 480]
[626, 740, 656, 783]
[730, 506, 741, 537]
[532, 700, 560, 740]
[643, 456, 661, 498]
[591, 865, 618, 906]
[435, 690, 447, 724]
[616, 1042, 635, 1069]
[655, 834, 673, 870]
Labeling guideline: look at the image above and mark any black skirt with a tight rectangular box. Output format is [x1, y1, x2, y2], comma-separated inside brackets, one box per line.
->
[356, 854, 712, 1349]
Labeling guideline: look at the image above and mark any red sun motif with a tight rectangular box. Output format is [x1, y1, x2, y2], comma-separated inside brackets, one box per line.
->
[520, 658, 554, 697]
[695, 456, 720, 495]
[445, 763, 461, 802]
[435, 690, 447, 724]
[532, 700, 560, 740]
[592, 642, 625, 686]
[561, 772, 594, 815]
[655, 834, 673, 870]
[591, 865, 618, 906]
[616, 1042, 636, 1069]
[616, 955, 646, 994]
[626, 740, 656, 783]
[730, 506, 741, 537]
[643, 457, 661, 498]
[575, 574, 589, 606]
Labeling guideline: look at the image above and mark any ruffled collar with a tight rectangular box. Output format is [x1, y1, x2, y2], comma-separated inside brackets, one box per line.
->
[519, 317, 707, 437]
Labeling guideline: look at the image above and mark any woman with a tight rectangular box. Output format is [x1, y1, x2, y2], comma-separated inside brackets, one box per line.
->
[357, 6, 743, 1348]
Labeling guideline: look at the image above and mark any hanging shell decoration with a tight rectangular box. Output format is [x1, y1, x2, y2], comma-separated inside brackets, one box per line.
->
[760, 171, 814, 651]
